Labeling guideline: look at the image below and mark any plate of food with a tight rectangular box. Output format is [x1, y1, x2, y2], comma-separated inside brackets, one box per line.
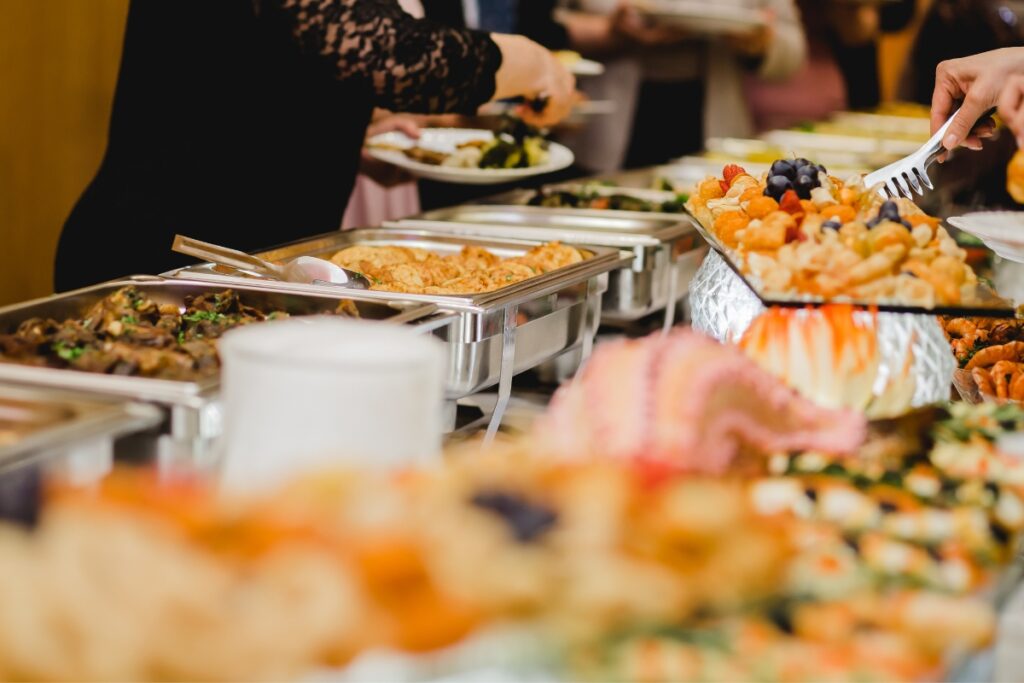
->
[366, 127, 574, 185]
[529, 183, 689, 213]
[629, 0, 768, 34]
[943, 317, 1024, 404]
[948, 212, 1024, 264]
[685, 159, 1016, 314]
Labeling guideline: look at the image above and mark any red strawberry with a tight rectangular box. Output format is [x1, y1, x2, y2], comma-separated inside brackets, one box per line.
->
[722, 164, 747, 186]
[778, 189, 803, 215]
[719, 180, 730, 194]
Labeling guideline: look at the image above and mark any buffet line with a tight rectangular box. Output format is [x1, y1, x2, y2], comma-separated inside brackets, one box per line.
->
[2, 106, 1024, 682]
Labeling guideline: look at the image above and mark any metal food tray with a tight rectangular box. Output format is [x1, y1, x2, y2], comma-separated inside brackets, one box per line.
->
[687, 216, 1019, 317]
[0, 384, 161, 478]
[167, 229, 627, 441]
[397, 203, 706, 329]
[0, 276, 439, 460]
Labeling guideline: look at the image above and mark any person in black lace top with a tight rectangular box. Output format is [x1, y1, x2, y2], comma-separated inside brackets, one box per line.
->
[54, 0, 574, 291]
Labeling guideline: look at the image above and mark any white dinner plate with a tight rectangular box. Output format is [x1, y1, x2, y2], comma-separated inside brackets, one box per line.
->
[947, 212, 1024, 264]
[366, 128, 575, 185]
[629, 0, 767, 34]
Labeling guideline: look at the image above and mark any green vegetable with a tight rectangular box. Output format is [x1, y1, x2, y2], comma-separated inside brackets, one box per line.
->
[182, 310, 226, 323]
[52, 341, 84, 362]
[121, 315, 138, 325]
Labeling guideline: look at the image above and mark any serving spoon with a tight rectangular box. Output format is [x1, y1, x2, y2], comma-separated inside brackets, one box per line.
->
[172, 235, 370, 289]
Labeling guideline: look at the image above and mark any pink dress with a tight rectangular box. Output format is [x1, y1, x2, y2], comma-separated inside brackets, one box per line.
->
[743, 41, 847, 133]
[341, 175, 420, 230]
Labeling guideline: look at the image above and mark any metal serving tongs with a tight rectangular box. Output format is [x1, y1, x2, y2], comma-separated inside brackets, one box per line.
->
[172, 235, 370, 289]
[864, 107, 990, 199]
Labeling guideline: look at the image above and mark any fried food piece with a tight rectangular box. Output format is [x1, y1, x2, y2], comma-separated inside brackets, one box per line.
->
[713, 211, 751, 247]
[965, 341, 1024, 371]
[739, 186, 763, 204]
[745, 196, 779, 219]
[698, 177, 726, 200]
[329, 242, 585, 295]
[1012, 372, 1024, 401]
[972, 367, 996, 398]
[990, 361, 1024, 399]
[738, 217, 788, 251]
[820, 205, 856, 225]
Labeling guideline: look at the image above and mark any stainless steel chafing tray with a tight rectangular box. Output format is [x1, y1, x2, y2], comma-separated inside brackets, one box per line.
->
[393, 203, 707, 328]
[0, 276, 438, 461]
[166, 229, 626, 441]
[0, 384, 161, 485]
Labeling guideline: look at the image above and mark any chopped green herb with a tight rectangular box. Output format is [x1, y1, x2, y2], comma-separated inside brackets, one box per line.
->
[121, 315, 138, 325]
[177, 329, 185, 344]
[182, 310, 226, 323]
[52, 341, 84, 362]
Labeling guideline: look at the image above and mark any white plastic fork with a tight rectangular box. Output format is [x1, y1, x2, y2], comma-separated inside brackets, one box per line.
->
[863, 112, 960, 200]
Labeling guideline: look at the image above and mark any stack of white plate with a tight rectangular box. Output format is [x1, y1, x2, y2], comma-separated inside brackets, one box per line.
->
[218, 318, 446, 494]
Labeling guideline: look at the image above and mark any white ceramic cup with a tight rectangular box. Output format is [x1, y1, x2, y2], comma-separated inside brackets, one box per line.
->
[218, 317, 445, 494]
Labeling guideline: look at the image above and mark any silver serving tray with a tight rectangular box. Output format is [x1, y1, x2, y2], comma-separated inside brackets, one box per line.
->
[0, 277, 438, 458]
[394, 204, 705, 325]
[167, 229, 625, 439]
[0, 384, 161, 477]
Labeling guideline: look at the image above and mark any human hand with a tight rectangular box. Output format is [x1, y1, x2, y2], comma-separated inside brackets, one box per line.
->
[365, 114, 422, 141]
[492, 35, 577, 127]
[932, 48, 1024, 152]
[361, 115, 420, 187]
[998, 74, 1024, 149]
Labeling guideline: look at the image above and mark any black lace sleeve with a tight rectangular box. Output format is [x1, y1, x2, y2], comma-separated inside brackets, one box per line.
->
[267, 0, 503, 114]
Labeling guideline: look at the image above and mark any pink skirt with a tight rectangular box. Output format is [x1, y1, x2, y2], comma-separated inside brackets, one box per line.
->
[341, 175, 420, 230]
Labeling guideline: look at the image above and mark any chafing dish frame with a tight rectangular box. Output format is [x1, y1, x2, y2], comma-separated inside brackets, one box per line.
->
[0, 383, 162, 480]
[165, 229, 627, 440]
[0, 276, 440, 459]
[393, 202, 706, 330]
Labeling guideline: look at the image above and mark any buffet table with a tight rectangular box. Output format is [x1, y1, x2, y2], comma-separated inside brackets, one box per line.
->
[1, 106, 1024, 683]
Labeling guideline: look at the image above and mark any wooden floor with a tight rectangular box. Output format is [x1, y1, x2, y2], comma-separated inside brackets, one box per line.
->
[0, 0, 128, 305]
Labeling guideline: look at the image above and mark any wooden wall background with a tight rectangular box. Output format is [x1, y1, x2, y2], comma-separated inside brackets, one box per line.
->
[0, 0, 929, 307]
[0, 0, 129, 305]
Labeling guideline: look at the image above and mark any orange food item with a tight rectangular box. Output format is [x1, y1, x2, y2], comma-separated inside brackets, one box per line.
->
[907, 214, 940, 229]
[353, 537, 482, 652]
[820, 205, 856, 225]
[713, 211, 751, 248]
[745, 195, 780, 219]
[799, 200, 818, 215]
[698, 178, 726, 200]
[839, 187, 858, 206]
[1008, 149, 1024, 203]
[740, 186, 763, 203]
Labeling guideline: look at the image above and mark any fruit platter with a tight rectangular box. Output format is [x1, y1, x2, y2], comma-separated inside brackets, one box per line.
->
[685, 159, 1017, 315]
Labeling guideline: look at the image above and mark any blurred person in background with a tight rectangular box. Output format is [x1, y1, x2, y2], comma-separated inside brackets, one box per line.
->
[56, 0, 575, 291]
[561, 0, 807, 174]
[414, 0, 688, 207]
[744, 0, 915, 133]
